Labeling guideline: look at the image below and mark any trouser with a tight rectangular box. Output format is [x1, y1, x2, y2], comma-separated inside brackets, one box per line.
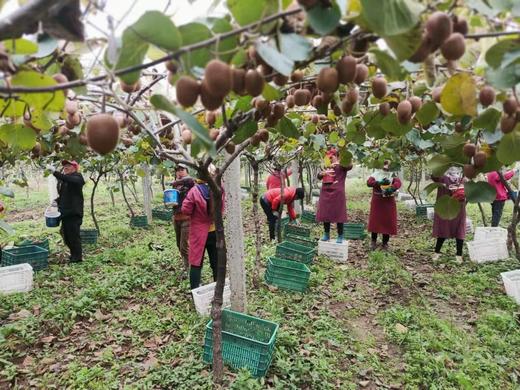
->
[371, 232, 390, 245]
[190, 231, 218, 289]
[260, 196, 278, 240]
[435, 237, 464, 256]
[491, 200, 505, 227]
[61, 216, 82, 262]
[324, 222, 344, 236]
[174, 219, 190, 271]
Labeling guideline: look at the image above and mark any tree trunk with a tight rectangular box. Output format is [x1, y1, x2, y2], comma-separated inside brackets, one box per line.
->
[142, 164, 153, 222]
[223, 156, 247, 312]
[291, 159, 301, 215]
[497, 171, 519, 258]
[90, 171, 103, 233]
[477, 203, 487, 226]
[118, 171, 135, 217]
[160, 174, 166, 191]
[407, 165, 418, 205]
[129, 180, 139, 203]
[276, 172, 285, 243]
[250, 160, 262, 289]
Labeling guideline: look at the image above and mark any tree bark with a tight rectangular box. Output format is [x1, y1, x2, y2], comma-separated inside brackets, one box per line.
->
[497, 171, 520, 259]
[142, 164, 153, 222]
[477, 203, 487, 226]
[276, 172, 285, 243]
[118, 171, 135, 217]
[250, 160, 262, 289]
[89, 170, 103, 233]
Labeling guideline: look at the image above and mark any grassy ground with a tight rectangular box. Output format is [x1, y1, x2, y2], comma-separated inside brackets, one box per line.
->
[1, 177, 519, 389]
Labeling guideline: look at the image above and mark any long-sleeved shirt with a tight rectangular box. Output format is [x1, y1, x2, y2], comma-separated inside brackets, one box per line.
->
[487, 170, 515, 201]
[264, 187, 297, 220]
[54, 171, 85, 218]
[266, 169, 292, 190]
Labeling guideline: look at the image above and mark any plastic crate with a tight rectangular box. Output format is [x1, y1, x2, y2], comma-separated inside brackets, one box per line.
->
[285, 233, 316, 248]
[203, 309, 279, 377]
[130, 215, 148, 228]
[1, 245, 49, 271]
[152, 207, 173, 221]
[416, 204, 434, 218]
[474, 227, 507, 241]
[427, 207, 435, 221]
[264, 257, 310, 292]
[465, 218, 473, 234]
[80, 229, 98, 245]
[18, 238, 49, 252]
[318, 240, 349, 263]
[404, 199, 416, 210]
[344, 223, 366, 240]
[284, 224, 311, 238]
[191, 279, 231, 316]
[467, 238, 509, 263]
[301, 210, 317, 224]
[397, 192, 413, 201]
[0, 263, 33, 295]
[275, 241, 315, 264]
[501, 270, 520, 305]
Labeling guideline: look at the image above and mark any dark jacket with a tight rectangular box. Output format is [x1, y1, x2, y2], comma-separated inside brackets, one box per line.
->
[54, 171, 85, 218]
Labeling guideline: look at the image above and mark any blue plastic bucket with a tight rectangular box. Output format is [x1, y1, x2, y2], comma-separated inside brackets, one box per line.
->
[45, 208, 61, 228]
[164, 189, 180, 207]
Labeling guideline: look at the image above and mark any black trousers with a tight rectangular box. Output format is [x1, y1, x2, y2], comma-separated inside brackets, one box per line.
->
[435, 238, 464, 256]
[260, 196, 278, 240]
[61, 216, 83, 262]
[491, 200, 505, 227]
[324, 222, 344, 235]
[190, 231, 218, 289]
[371, 232, 390, 244]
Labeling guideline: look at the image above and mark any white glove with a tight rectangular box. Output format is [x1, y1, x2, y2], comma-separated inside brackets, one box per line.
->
[46, 164, 56, 173]
[272, 211, 279, 218]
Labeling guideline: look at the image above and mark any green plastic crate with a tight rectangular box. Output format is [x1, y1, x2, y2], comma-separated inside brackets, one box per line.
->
[285, 233, 316, 248]
[18, 238, 50, 252]
[80, 229, 98, 245]
[284, 224, 311, 238]
[203, 309, 279, 377]
[301, 210, 317, 224]
[416, 204, 433, 218]
[1, 245, 49, 271]
[152, 207, 173, 221]
[344, 223, 366, 240]
[275, 241, 315, 264]
[264, 257, 310, 292]
[130, 215, 148, 228]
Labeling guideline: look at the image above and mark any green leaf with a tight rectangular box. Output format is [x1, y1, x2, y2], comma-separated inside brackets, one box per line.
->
[481, 152, 503, 173]
[474, 107, 501, 130]
[262, 83, 282, 101]
[339, 149, 353, 166]
[231, 48, 247, 67]
[0, 220, 14, 235]
[383, 23, 422, 61]
[485, 64, 520, 90]
[423, 182, 444, 195]
[307, 2, 341, 36]
[434, 194, 461, 220]
[150, 94, 216, 156]
[380, 113, 412, 136]
[329, 131, 339, 143]
[0, 124, 36, 150]
[369, 48, 405, 81]
[256, 42, 294, 76]
[485, 38, 520, 68]
[464, 181, 497, 203]
[0, 99, 25, 117]
[440, 73, 477, 117]
[0, 186, 14, 198]
[416, 101, 439, 126]
[277, 116, 300, 139]
[439, 133, 465, 150]
[232, 120, 257, 144]
[129, 11, 182, 52]
[178, 23, 212, 69]
[2, 38, 38, 54]
[11, 71, 65, 112]
[406, 129, 435, 149]
[212, 18, 238, 62]
[114, 28, 149, 85]
[428, 154, 453, 177]
[496, 129, 520, 164]
[360, 0, 423, 36]
[227, 0, 267, 26]
[280, 34, 312, 62]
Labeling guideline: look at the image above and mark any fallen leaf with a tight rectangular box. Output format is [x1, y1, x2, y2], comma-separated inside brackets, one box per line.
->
[32, 305, 41, 316]
[395, 323, 408, 334]
[8, 309, 32, 321]
[359, 380, 370, 387]
[143, 355, 159, 370]
[41, 336, 56, 344]
[22, 356, 34, 367]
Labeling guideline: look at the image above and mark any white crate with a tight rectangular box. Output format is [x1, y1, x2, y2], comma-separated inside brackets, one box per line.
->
[467, 238, 509, 263]
[318, 240, 349, 263]
[0, 263, 33, 295]
[474, 227, 507, 241]
[427, 207, 435, 220]
[191, 279, 231, 316]
[404, 200, 416, 210]
[465, 218, 473, 234]
[398, 192, 413, 201]
[501, 270, 520, 304]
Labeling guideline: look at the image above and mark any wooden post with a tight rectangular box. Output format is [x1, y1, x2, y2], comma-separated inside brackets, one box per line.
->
[142, 164, 153, 222]
[223, 156, 247, 312]
[291, 159, 302, 215]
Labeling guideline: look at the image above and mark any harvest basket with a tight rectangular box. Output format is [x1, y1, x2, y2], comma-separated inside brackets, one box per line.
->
[284, 224, 311, 238]
[318, 240, 349, 263]
[501, 270, 520, 305]
[18, 238, 49, 252]
[467, 238, 509, 263]
[285, 233, 316, 248]
[152, 207, 173, 221]
[130, 215, 148, 228]
[344, 223, 366, 240]
[275, 241, 315, 264]
[301, 210, 317, 224]
[474, 227, 507, 241]
[0, 263, 33, 295]
[264, 257, 311, 292]
[1, 245, 49, 271]
[80, 229, 98, 245]
[416, 204, 434, 218]
[191, 279, 231, 316]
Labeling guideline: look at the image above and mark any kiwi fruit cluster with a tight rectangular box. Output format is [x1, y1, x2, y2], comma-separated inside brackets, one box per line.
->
[409, 12, 467, 63]
[501, 96, 519, 134]
[462, 142, 487, 179]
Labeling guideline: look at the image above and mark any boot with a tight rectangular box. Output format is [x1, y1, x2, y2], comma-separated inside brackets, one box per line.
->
[370, 240, 377, 250]
[321, 232, 330, 241]
[336, 235, 344, 244]
[432, 252, 441, 261]
[455, 255, 463, 264]
[381, 243, 389, 251]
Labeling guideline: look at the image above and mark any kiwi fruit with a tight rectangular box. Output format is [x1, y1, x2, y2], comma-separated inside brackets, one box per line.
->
[209, 128, 220, 141]
[86, 113, 120, 155]
[231, 68, 246, 95]
[254, 98, 268, 111]
[463, 164, 477, 179]
[175, 76, 200, 107]
[336, 55, 357, 84]
[294, 89, 310, 106]
[354, 64, 368, 85]
[200, 81, 224, 111]
[244, 69, 264, 97]
[66, 112, 81, 128]
[31, 142, 41, 155]
[65, 100, 78, 115]
[204, 60, 232, 97]
[346, 87, 359, 104]
[397, 100, 412, 124]
[341, 99, 354, 115]
[379, 102, 391, 116]
[311, 114, 319, 124]
[250, 133, 261, 147]
[408, 96, 422, 113]
[79, 134, 88, 145]
[463, 143, 476, 157]
[273, 73, 289, 87]
[453, 17, 468, 36]
[500, 115, 517, 134]
[454, 122, 465, 133]
[321, 92, 332, 104]
[371, 77, 387, 99]
[113, 113, 126, 129]
[266, 114, 278, 128]
[432, 86, 443, 103]
[503, 97, 518, 116]
[206, 111, 217, 127]
[317, 67, 339, 94]
[286, 95, 295, 108]
[121, 137, 134, 147]
[440, 33, 465, 61]
[224, 141, 236, 154]
[473, 151, 487, 168]
[479, 86, 495, 107]
[425, 12, 453, 47]
[291, 70, 304, 82]
[121, 80, 140, 93]
[312, 95, 323, 108]
[166, 60, 178, 74]
[258, 129, 269, 143]
[182, 129, 192, 144]
[272, 103, 285, 120]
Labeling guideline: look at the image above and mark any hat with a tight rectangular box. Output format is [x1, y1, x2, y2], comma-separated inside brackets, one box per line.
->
[62, 160, 79, 170]
[175, 164, 188, 171]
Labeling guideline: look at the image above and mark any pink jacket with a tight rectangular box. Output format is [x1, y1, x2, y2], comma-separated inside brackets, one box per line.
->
[181, 184, 224, 267]
[266, 169, 292, 190]
[487, 170, 514, 201]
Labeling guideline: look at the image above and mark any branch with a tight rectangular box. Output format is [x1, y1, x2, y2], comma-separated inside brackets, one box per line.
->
[220, 139, 252, 173]
[465, 30, 520, 40]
